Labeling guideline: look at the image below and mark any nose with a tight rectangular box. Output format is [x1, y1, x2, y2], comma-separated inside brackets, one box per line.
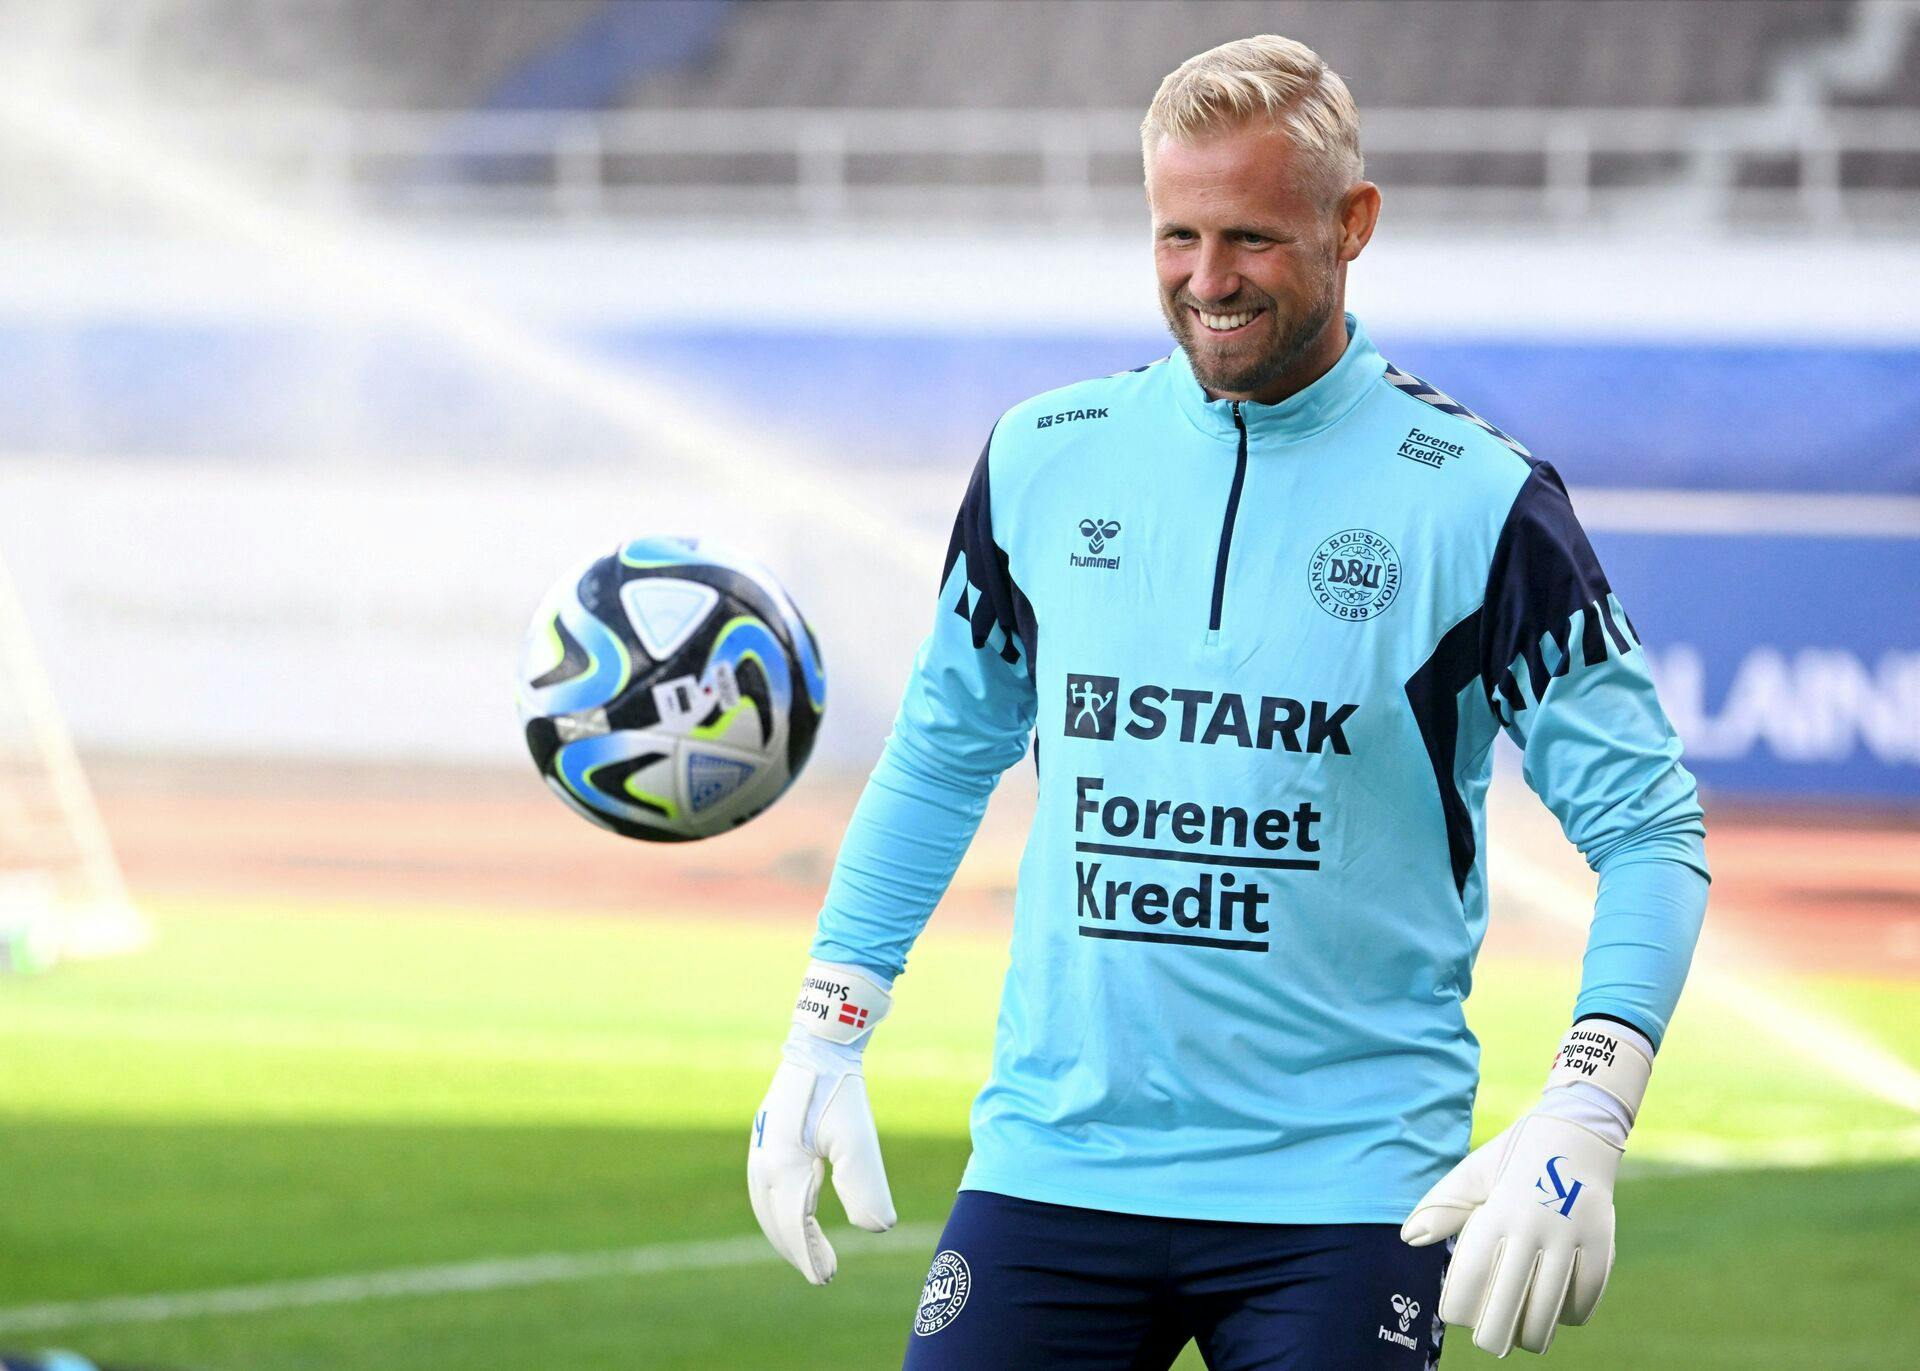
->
[1187, 239, 1241, 306]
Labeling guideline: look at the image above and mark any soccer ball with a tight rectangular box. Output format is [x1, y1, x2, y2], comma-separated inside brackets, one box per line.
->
[516, 536, 826, 841]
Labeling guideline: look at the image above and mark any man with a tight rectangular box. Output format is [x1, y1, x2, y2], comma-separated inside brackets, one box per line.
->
[749, 35, 1708, 1368]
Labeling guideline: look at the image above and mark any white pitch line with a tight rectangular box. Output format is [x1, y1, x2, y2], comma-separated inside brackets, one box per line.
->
[1493, 845, 1920, 1117]
[0, 1223, 942, 1335]
[1573, 487, 1920, 538]
[1625, 1123, 1920, 1174]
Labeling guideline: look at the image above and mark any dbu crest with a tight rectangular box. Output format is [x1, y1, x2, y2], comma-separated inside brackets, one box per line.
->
[914, 1249, 971, 1336]
[1308, 528, 1402, 621]
[1078, 518, 1121, 554]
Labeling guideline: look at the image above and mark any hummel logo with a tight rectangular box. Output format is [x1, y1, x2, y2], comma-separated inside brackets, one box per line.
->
[1078, 518, 1121, 554]
[1037, 407, 1109, 429]
[1391, 1294, 1421, 1334]
[1376, 1292, 1421, 1350]
[1071, 518, 1121, 570]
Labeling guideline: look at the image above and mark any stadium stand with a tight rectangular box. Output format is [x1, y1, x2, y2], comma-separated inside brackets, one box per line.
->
[477, 0, 736, 113]
[616, 0, 1889, 216]
[0, 0, 604, 109]
[624, 0, 1857, 112]
[4, 0, 1913, 227]
[4, 1, 1884, 120]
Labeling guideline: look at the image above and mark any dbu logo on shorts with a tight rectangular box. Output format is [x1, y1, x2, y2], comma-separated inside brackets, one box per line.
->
[914, 1249, 971, 1336]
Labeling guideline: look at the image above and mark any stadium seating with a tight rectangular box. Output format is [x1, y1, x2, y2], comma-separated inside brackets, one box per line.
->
[6, 0, 604, 109]
[623, 0, 1858, 112]
[13, 0, 1881, 117]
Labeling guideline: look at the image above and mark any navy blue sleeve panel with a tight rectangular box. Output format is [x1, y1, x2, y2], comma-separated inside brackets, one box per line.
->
[942, 433, 1041, 677]
[1404, 608, 1488, 900]
[1481, 461, 1709, 1048]
[1480, 462, 1624, 724]
[812, 432, 1039, 980]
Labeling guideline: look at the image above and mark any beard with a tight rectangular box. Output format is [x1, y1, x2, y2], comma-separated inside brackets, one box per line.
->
[1161, 266, 1339, 399]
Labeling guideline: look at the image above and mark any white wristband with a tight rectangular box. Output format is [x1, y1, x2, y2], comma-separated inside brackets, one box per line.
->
[790, 959, 892, 1045]
[1545, 1019, 1654, 1123]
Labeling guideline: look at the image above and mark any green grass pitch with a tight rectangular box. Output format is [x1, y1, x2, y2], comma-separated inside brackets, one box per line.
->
[0, 899, 1914, 1369]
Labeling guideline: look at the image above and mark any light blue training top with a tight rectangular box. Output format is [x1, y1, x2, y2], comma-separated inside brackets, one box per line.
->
[813, 316, 1709, 1223]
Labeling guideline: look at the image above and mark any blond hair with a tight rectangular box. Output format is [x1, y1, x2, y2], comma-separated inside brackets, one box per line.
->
[1142, 35, 1363, 198]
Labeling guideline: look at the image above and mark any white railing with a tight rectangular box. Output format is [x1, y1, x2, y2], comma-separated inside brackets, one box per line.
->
[13, 105, 1920, 230]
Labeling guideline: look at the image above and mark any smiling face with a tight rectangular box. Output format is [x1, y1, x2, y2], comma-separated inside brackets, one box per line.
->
[1147, 122, 1379, 404]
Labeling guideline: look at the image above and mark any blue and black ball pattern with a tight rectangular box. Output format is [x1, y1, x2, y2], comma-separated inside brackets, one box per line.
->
[518, 536, 826, 842]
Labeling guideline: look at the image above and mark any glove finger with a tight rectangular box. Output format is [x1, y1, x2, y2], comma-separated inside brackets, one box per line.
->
[747, 1145, 802, 1274]
[1471, 1240, 1537, 1360]
[768, 1157, 837, 1284]
[1436, 1217, 1498, 1329]
[1401, 1125, 1512, 1246]
[748, 1065, 821, 1280]
[1401, 1197, 1473, 1248]
[1562, 1230, 1614, 1325]
[817, 1075, 897, 1232]
[1518, 1248, 1575, 1354]
[747, 1099, 789, 1263]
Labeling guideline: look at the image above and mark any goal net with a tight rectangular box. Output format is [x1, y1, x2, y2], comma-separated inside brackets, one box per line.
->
[0, 553, 146, 972]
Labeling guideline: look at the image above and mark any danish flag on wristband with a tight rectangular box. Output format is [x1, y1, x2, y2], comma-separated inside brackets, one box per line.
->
[1547, 1019, 1653, 1122]
[791, 959, 892, 1046]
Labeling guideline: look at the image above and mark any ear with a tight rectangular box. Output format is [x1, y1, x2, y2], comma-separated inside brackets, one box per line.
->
[1335, 181, 1382, 263]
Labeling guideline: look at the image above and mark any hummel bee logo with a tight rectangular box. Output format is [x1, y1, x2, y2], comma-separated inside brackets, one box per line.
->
[1079, 518, 1121, 554]
[1071, 518, 1122, 570]
[1377, 1292, 1422, 1351]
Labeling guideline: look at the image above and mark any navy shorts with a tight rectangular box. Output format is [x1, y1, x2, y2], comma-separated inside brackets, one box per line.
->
[902, 1191, 1448, 1370]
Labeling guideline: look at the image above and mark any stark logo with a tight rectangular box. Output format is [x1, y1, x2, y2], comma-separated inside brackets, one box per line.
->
[913, 1249, 972, 1336]
[1064, 674, 1119, 740]
[1037, 406, 1110, 429]
[1535, 1155, 1584, 1216]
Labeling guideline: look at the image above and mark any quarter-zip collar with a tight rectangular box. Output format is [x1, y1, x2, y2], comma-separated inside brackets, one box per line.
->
[1167, 312, 1385, 445]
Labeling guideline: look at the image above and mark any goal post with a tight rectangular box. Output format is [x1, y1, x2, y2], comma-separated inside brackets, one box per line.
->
[0, 551, 146, 971]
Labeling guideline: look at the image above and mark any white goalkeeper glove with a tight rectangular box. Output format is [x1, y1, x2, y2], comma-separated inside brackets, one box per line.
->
[747, 959, 897, 1284]
[1402, 1018, 1654, 1358]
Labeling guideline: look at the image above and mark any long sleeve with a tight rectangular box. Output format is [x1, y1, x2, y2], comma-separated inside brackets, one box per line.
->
[810, 433, 1039, 980]
[1481, 463, 1709, 1049]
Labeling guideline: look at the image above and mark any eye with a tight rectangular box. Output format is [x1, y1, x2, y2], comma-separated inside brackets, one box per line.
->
[1160, 228, 1197, 243]
[1237, 232, 1272, 247]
